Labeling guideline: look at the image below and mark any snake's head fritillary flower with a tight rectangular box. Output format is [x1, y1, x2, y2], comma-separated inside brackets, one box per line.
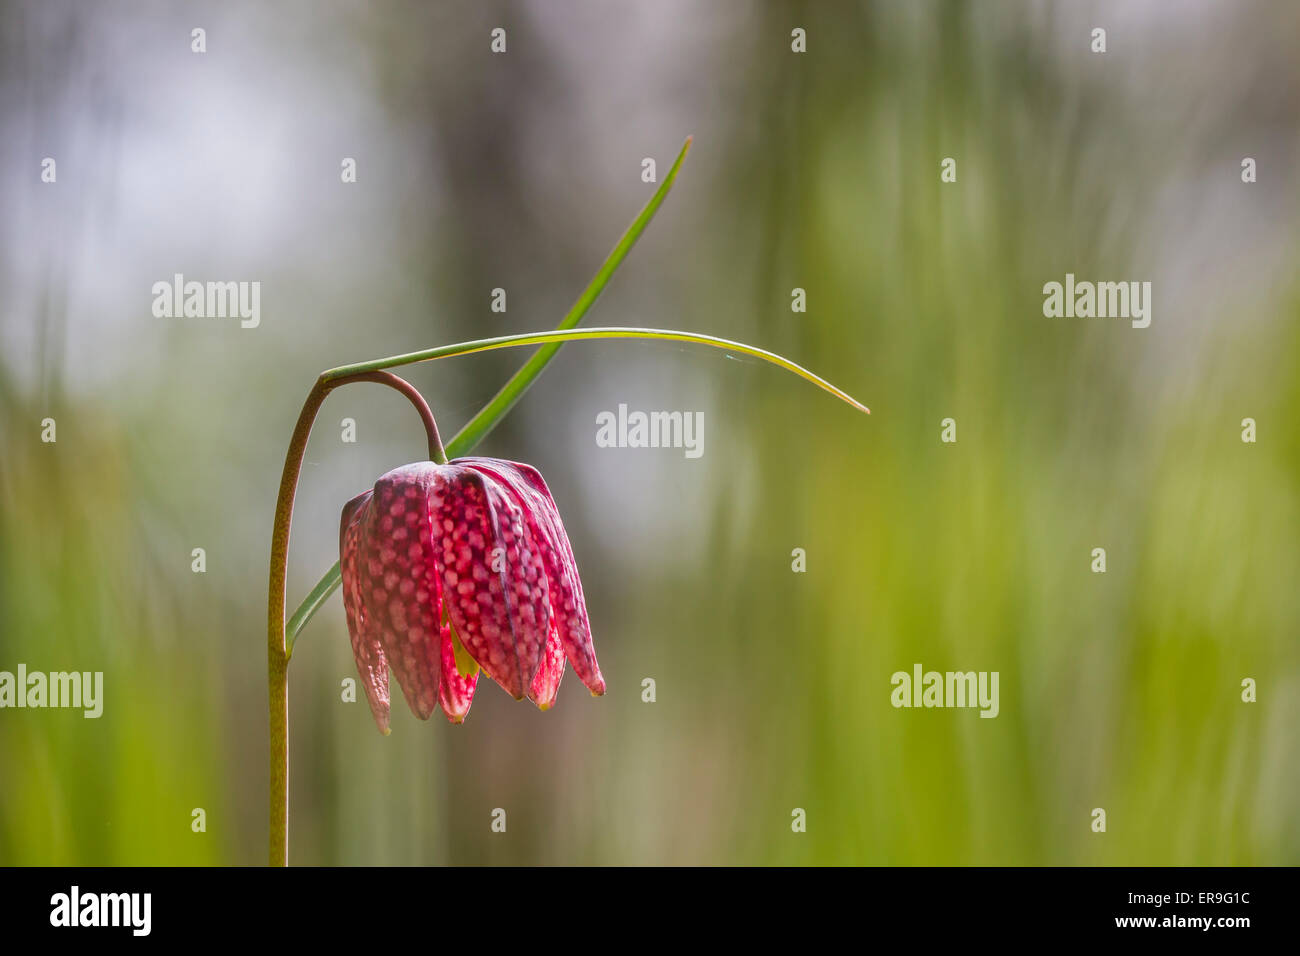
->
[339, 457, 605, 733]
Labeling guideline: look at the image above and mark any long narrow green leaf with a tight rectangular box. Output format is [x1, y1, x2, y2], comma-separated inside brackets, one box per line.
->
[286, 138, 693, 655]
[293, 328, 867, 653]
[285, 565, 342, 647]
[449, 137, 693, 454]
[292, 325, 867, 652]
[322, 328, 870, 414]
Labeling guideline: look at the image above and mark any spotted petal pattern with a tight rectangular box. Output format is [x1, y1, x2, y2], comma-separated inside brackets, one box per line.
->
[340, 491, 390, 733]
[461, 458, 605, 696]
[339, 457, 604, 732]
[359, 466, 444, 720]
[437, 619, 478, 723]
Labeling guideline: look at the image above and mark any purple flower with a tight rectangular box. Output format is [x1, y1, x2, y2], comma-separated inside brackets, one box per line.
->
[340, 458, 605, 732]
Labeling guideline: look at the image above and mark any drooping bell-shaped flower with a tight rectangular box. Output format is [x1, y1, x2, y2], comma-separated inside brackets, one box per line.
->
[339, 457, 605, 733]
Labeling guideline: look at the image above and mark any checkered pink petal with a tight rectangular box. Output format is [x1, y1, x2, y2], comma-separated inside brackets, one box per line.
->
[437, 618, 479, 723]
[463, 458, 605, 696]
[340, 491, 391, 734]
[339, 456, 604, 731]
[358, 465, 444, 721]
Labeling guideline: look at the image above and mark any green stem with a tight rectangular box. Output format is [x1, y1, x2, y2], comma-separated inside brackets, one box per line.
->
[267, 370, 440, 867]
[269, 330, 866, 866]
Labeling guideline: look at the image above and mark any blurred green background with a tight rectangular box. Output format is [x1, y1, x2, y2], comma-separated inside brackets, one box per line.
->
[1, 0, 1297, 865]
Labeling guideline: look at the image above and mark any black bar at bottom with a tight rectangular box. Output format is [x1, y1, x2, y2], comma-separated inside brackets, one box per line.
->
[0, 865, 1281, 942]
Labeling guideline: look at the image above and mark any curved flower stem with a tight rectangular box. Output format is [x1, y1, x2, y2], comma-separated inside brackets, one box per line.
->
[267, 369, 441, 866]
[340, 371, 447, 464]
[269, 329, 866, 866]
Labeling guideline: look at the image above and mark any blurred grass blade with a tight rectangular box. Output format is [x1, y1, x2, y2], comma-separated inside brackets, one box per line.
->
[286, 137, 693, 656]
